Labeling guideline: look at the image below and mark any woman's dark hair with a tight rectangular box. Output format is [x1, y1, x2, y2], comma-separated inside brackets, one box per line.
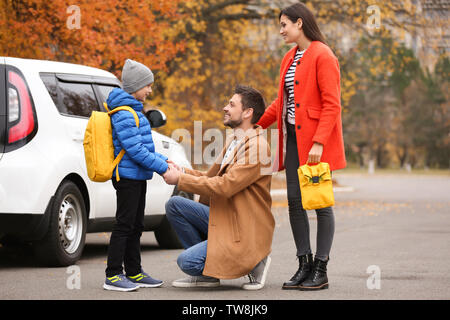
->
[279, 2, 326, 44]
[234, 84, 266, 124]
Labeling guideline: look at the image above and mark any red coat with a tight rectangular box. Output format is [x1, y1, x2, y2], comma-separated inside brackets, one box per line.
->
[257, 41, 346, 172]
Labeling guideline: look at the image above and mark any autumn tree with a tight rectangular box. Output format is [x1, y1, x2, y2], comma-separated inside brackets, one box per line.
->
[343, 28, 412, 168]
[2, 0, 446, 169]
[151, 0, 435, 131]
[151, 0, 280, 135]
[0, 0, 186, 77]
[343, 26, 449, 169]
[416, 55, 450, 168]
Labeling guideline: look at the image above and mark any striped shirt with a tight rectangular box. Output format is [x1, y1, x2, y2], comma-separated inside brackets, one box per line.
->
[284, 49, 306, 124]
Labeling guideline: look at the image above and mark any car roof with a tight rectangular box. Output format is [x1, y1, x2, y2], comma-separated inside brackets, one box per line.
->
[1, 56, 117, 79]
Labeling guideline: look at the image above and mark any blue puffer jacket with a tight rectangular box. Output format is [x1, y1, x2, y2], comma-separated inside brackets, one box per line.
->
[107, 88, 168, 181]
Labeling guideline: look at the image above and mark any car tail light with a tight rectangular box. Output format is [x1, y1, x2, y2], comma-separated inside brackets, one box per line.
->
[6, 68, 37, 148]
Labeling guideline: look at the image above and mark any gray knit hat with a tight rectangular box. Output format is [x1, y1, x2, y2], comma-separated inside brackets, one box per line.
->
[121, 59, 154, 94]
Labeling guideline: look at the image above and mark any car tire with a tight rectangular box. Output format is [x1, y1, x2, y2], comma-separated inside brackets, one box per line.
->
[33, 180, 87, 266]
[154, 186, 193, 249]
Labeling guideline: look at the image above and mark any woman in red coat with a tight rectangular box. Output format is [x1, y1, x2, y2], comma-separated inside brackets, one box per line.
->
[257, 2, 346, 291]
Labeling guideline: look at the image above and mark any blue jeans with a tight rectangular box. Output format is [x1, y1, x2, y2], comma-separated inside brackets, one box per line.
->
[165, 196, 209, 276]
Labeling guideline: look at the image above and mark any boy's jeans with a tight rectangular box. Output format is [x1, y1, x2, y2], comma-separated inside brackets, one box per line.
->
[165, 196, 209, 276]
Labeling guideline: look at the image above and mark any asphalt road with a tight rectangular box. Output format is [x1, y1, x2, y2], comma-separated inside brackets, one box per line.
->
[1, 172, 449, 300]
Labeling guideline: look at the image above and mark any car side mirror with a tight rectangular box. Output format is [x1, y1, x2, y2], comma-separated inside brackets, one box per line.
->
[145, 110, 167, 128]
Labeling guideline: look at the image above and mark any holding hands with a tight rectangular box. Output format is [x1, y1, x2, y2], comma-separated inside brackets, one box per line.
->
[163, 160, 182, 185]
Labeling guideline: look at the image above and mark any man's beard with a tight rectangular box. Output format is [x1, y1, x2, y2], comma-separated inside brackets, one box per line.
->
[224, 116, 242, 129]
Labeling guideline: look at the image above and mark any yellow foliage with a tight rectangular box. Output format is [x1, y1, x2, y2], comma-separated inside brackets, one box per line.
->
[155, 0, 279, 142]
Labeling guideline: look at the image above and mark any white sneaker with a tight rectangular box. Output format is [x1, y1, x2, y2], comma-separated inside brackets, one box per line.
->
[172, 275, 220, 288]
[241, 256, 271, 290]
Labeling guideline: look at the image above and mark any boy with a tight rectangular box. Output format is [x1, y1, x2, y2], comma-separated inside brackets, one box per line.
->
[103, 59, 169, 292]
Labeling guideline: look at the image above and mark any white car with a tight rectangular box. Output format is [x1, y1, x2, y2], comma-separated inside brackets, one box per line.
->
[0, 57, 192, 266]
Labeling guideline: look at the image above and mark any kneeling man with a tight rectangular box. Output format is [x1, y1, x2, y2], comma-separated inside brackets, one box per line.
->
[164, 85, 274, 290]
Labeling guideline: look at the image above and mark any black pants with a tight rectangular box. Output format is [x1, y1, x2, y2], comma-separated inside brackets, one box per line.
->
[105, 178, 147, 277]
[285, 122, 335, 262]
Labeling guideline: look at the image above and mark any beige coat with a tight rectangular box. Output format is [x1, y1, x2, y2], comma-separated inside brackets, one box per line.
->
[178, 125, 275, 279]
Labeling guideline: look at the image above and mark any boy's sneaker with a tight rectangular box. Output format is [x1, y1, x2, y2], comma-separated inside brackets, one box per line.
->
[103, 274, 139, 292]
[172, 275, 220, 288]
[241, 256, 271, 290]
[127, 272, 163, 288]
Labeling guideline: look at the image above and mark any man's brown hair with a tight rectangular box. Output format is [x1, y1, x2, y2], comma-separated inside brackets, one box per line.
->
[234, 85, 266, 124]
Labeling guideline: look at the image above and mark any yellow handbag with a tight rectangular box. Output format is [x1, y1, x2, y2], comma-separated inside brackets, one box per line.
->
[297, 162, 335, 210]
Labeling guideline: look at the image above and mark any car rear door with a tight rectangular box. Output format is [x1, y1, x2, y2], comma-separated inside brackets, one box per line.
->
[0, 59, 6, 161]
[40, 73, 115, 219]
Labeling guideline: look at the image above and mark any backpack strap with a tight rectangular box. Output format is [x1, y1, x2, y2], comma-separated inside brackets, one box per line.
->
[113, 150, 126, 182]
[103, 102, 140, 181]
[104, 103, 140, 128]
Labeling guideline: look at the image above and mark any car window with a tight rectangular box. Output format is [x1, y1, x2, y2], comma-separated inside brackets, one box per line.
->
[96, 84, 117, 103]
[40, 74, 58, 107]
[57, 81, 100, 118]
[41, 74, 100, 118]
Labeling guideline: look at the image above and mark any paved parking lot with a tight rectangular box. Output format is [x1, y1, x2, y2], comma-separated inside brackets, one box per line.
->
[0, 172, 449, 300]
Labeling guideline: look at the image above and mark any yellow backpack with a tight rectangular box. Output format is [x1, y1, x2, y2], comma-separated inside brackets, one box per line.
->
[83, 103, 139, 182]
[297, 162, 335, 210]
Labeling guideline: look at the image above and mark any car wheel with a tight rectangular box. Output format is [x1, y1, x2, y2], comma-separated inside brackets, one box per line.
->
[33, 180, 87, 266]
[154, 186, 193, 249]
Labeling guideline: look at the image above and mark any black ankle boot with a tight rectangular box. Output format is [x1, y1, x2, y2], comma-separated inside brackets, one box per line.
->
[299, 258, 329, 291]
[282, 254, 313, 290]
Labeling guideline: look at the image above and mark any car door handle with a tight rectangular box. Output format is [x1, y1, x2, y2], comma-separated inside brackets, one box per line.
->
[72, 132, 84, 142]
[72, 129, 84, 142]
[162, 141, 170, 149]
